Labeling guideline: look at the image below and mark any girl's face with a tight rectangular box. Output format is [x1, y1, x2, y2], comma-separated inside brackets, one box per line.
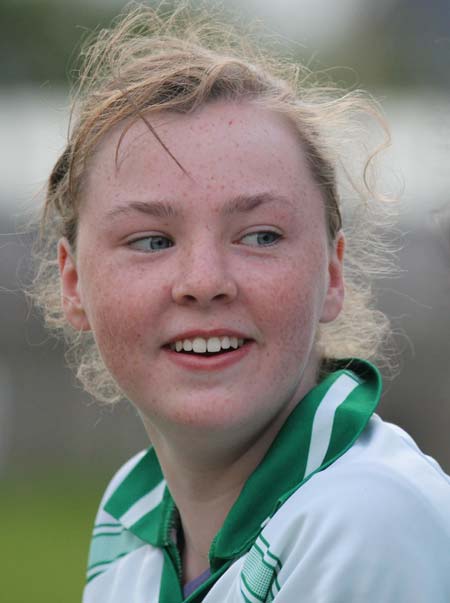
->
[59, 101, 344, 444]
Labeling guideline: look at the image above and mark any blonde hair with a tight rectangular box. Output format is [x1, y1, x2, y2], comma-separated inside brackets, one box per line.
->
[31, 2, 395, 403]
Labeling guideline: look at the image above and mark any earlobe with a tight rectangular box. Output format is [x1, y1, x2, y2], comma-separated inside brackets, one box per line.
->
[57, 238, 91, 331]
[320, 231, 345, 324]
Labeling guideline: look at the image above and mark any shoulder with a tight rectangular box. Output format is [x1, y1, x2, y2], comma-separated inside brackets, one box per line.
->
[261, 416, 450, 601]
[280, 414, 450, 527]
[83, 450, 159, 600]
[292, 415, 449, 544]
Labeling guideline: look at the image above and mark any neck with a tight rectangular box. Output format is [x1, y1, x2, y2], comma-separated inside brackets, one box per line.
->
[140, 360, 321, 583]
[144, 402, 300, 583]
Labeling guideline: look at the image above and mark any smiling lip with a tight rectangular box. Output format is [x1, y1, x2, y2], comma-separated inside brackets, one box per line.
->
[164, 329, 252, 346]
[164, 339, 254, 371]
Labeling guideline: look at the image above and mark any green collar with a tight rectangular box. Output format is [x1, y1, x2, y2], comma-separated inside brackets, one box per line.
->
[104, 359, 381, 572]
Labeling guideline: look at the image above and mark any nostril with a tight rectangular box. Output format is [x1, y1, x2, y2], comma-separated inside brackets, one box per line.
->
[171, 273, 238, 306]
[213, 293, 230, 302]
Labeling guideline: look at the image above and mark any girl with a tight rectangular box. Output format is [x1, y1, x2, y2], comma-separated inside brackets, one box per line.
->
[32, 4, 450, 602]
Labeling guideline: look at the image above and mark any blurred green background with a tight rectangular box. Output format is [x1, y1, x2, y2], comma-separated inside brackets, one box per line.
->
[1, 473, 103, 602]
[1, 0, 449, 601]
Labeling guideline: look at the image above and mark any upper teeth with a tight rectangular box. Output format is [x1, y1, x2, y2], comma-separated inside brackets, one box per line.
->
[170, 336, 245, 353]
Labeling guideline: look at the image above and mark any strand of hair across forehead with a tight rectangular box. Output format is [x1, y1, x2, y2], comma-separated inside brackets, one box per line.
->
[114, 83, 190, 176]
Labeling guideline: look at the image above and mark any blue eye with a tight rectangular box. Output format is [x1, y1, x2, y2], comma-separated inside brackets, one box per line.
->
[240, 231, 282, 247]
[129, 235, 174, 252]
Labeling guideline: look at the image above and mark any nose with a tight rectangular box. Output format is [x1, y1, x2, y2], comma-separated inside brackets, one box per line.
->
[171, 241, 238, 307]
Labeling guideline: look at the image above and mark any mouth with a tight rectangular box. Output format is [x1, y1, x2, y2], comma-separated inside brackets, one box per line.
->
[165, 335, 249, 357]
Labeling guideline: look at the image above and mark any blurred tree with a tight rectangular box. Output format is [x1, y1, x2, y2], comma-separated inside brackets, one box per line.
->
[295, 0, 450, 91]
[0, 0, 117, 85]
[1, 0, 449, 89]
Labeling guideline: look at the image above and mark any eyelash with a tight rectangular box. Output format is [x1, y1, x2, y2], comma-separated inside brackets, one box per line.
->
[127, 230, 283, 253]
[238, 231, 282, 247]
[128, 235, 174, 252]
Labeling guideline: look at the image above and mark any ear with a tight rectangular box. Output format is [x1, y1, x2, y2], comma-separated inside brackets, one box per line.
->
[320, 231, 345, 324]
[57, 238, 91, 331]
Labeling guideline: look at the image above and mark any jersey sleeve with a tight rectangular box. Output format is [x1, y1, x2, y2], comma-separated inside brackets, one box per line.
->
[270, 463, 450, 602]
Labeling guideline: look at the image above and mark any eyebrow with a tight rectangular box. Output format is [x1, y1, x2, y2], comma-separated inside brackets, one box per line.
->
[105, 192, 292, 220]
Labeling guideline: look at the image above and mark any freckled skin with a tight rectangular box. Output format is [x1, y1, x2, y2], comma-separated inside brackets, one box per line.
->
[60, 101, 344, 449]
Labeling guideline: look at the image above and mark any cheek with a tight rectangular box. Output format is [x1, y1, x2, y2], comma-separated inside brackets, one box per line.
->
[90, 301, 143, 375]
[251, 256, 327, 344]
[80, 269, 152, 370]
[272, 291, 318, 366]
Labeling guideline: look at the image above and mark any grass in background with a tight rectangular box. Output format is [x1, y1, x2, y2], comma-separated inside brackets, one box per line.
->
[1, 471, 107, 603]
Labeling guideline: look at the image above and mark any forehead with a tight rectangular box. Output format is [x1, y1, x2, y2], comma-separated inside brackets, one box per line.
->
[83, 100, 323, 216]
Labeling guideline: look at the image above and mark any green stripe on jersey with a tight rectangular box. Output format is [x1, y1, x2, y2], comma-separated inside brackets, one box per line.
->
[239, 534, 282, 603]
[158, 548, 183, 603]
[105, 451, 164, 520]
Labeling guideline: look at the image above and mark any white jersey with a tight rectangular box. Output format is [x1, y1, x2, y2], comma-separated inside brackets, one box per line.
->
[83, 361, 450, 602]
